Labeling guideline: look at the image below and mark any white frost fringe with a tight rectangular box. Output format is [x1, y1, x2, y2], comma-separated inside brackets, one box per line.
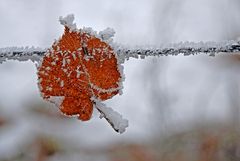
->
[59, 14, 77, 32]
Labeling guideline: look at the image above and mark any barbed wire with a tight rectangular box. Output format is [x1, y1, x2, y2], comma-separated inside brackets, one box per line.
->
[1, 40, 240, 63]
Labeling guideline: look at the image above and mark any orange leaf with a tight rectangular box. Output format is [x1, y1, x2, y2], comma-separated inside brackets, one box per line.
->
[38, 26, 122, 121]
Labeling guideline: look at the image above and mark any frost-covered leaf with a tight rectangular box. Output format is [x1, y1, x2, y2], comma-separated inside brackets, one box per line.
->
[38, 15, 125, 129]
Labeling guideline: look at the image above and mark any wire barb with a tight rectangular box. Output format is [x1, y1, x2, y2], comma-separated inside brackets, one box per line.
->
[1, 41, 240, 63]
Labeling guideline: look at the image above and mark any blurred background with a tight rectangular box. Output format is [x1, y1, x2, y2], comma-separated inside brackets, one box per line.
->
[1, 0, 240, 160]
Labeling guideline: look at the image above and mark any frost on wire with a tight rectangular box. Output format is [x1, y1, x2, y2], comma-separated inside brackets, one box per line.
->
[0, 47, 45, 64]
[1, 40, 240, 64]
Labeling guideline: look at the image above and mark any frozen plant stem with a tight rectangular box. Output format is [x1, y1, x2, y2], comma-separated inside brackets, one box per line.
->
[93, 100, 128, 134]
[96, 107, 120, 133]
[1, 40, 240, 63]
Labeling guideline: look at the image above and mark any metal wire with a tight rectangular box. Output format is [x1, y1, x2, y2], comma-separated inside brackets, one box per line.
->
[1, 40, 240, 63]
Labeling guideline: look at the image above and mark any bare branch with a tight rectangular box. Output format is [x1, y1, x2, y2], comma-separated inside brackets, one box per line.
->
[1, 40, 240, 63]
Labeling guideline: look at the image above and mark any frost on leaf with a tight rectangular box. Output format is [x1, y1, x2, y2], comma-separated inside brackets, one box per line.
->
[37, 14, 124, 128]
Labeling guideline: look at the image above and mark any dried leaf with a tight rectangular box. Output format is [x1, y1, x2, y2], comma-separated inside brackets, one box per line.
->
[38, 26, 121, 121]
